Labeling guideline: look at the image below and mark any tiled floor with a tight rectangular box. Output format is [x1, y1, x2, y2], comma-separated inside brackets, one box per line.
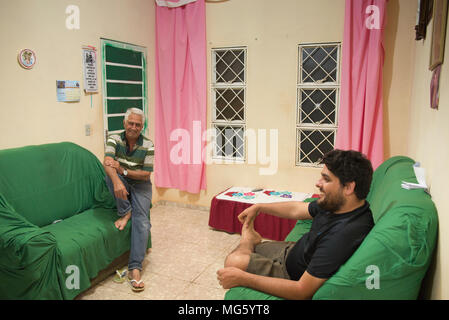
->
[77, 204, 241, 300]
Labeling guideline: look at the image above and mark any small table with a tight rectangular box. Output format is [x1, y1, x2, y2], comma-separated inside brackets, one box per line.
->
[208, 187, 316, 241]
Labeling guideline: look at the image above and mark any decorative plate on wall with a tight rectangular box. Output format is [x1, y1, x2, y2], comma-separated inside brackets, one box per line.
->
[18, 49, 36, 69]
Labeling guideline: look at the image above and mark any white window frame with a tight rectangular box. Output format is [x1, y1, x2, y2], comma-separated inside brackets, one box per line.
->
[211, 46, 247, 162]
[296, 42, 341, 167]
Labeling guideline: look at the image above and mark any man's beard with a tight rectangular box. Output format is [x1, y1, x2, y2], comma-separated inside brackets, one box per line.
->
[317, 189, 346, 213]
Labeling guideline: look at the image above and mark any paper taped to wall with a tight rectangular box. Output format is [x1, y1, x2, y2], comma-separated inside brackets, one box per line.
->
[401, 163, 428, 191]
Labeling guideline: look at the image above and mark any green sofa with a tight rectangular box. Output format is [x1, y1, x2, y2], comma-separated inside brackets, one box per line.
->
[225, 156, 438, 300]
[0, 142, 151, 299]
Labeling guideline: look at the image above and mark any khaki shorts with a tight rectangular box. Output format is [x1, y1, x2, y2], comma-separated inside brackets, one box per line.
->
[246, 241, 296, 280]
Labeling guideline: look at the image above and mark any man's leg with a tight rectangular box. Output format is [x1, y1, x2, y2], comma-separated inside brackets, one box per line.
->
[224, 221, 262, 271]
[127, 180, 152, 289]
[104, 175, 133, 230]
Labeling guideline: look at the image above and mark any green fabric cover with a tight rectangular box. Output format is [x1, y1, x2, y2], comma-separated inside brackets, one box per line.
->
[225, 156, 438, 300]
[0, 142, 114, 227]
[0, 142, 151, 299]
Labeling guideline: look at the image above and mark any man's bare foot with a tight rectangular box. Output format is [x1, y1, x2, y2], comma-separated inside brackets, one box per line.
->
[114, 211, 131, 231]
[242, 221, 262, 246]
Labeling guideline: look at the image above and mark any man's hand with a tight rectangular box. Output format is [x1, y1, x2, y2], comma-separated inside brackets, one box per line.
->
[217, 267, 246, 289]
[104, 158, 121, 171]
[113, 180, 129, 200]
[237, 204, 260, 226]
[104, 157, 126, 175]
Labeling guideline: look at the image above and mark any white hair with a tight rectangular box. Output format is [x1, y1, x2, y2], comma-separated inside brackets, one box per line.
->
[124, 108, 145, 125]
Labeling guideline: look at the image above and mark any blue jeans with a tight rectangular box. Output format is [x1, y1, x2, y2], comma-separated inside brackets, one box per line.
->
[105, 174, 152, 271]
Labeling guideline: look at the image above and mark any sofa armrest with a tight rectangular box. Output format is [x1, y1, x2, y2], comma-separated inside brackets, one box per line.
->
[1, 205, 57, 259]
[0, 202, 62, 299]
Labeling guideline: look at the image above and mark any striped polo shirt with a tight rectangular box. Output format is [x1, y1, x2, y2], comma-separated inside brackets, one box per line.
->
[105, 131, 155, 178]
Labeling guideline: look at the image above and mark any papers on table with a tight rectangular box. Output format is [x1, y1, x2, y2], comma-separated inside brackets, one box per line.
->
[401, 163, 428, 192]
[216, 186, 312, 204]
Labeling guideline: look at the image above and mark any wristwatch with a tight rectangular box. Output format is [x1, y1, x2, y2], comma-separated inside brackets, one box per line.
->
[123, 169, 128, 176]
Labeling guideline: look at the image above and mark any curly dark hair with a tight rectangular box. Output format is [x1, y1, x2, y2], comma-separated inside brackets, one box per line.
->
[321, 149, 373, 200]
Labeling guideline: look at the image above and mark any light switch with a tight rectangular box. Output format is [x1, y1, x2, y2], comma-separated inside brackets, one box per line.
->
[85, 124, 91, 136]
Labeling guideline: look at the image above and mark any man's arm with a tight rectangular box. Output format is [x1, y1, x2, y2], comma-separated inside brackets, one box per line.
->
[124, 169, 151, 181]
[104, 157, 151, 181]
[103, 157, 129, 200]
[217, 267, 326, 300]
[238, 201, 312, 226]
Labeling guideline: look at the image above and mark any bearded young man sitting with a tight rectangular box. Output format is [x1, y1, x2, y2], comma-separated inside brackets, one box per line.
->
[217, 149, 374, 300]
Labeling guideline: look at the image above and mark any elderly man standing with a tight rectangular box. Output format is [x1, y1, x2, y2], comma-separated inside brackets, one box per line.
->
[103, 107, 154, 292]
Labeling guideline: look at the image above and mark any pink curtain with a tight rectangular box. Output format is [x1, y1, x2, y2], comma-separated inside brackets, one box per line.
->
[154, 0, 207, 193]
[336, 0, 387, 169]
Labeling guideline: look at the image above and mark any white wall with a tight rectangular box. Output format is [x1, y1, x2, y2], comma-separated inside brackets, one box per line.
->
[406, 3, 449, 299]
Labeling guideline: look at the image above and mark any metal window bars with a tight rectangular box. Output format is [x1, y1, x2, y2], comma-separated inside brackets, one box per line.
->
[212, 47, 247, 161]
[296, 43, 341, 167]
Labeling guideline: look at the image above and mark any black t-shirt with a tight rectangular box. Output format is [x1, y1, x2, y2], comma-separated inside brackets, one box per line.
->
[285, 200, 374, 280]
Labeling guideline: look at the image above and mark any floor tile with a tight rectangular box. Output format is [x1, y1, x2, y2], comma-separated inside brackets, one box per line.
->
[176, 283, 228, 300]
[77, 283, 139, 300]
[193, 261, 225, 289]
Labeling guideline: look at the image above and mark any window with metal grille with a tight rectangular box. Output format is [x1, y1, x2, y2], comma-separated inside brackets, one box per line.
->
[101, 39, 148, 141]
[296, 43, 341, 166]
[211, 47, 246, 161]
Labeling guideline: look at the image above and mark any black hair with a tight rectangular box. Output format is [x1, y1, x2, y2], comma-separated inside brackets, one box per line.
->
[321, 149, 373, 200]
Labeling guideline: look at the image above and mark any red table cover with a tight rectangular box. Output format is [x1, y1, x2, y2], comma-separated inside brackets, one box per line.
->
[209, 195, 299, 241]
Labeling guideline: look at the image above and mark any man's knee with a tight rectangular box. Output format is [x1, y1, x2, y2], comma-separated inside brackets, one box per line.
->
[130, 188, 152, 215]
[224, 252, 250, 271]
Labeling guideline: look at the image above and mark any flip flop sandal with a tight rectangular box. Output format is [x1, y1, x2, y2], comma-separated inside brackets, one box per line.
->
[127, 278, 145, 292]
[113, 267, 128, 283]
